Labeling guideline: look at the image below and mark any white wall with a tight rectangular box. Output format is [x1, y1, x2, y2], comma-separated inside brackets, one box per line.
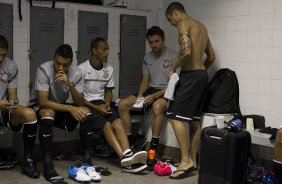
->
[3, 0, 281, 149]
[0, 0, 159, 103]
[160, 0, 282, 128]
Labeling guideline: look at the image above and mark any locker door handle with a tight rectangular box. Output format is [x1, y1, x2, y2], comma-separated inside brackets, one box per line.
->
[28, 49, 37, 60]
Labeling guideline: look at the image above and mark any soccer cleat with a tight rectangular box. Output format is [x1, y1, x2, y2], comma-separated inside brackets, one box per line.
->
[68, 165, 91, 182]
[22, 158, 40, 178]
[146, 149, 158, 170]
[154, 162, 177, 176]
[123, 163, 148, 173]
[121, 151, 147, 167]
[82, 163, 101, 182]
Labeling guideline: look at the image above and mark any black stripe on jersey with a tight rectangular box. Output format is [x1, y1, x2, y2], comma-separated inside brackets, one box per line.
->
[8, 69, 18, 82]
[38, 65, 48, 76]
[105, 87, 114, 89]
[84, 79, 109, 82]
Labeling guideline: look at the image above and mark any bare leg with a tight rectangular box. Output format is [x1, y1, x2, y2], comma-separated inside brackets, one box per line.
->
[10, 106, 37, 126]
[112, 119, 130, 152]
[118, 95, 136, 134]
[274, 128, 282, 183]
[103, 122, 123, 159]
[169, 119, 193, 177]
[189, 120, 201, 168]
[274, 128, 282, 162]
[151, 99, 167, 137]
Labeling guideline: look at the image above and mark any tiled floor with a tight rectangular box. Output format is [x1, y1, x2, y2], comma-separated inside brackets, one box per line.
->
[0, 156, 198, 184]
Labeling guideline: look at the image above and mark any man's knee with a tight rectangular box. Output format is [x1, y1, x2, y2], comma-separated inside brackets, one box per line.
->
[39, 109, 55, 118]
[112, 119, 123, 130]
[20, 107, 37, 121]
[118, 96, 136, 111]
[152, 100, 166, 115]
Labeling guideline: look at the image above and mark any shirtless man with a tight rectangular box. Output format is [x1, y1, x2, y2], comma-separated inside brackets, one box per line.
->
[165, 2, 215, 179]
[273, 127, 282, 183]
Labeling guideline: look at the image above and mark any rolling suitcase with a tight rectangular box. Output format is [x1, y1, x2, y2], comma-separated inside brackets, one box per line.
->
[198, 126, 251, 184]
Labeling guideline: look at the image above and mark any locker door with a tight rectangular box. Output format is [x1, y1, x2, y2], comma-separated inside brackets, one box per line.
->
[120, 15, 146, 98]
[0, 3, 13, 59]
[77, 11, 108, 64]
[30, 7, 64, 89]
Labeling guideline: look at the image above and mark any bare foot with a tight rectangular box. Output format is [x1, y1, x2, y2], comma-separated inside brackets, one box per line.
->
[170, 160, 194, 178]
[174, 162, 197, 169]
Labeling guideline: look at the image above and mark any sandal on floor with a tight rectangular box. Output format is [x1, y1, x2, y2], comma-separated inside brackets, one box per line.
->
[45, 171, 67, 184]
[47, 176, 67, 184]
[94, 166, 111, 176]
[169, 167, 194, 179]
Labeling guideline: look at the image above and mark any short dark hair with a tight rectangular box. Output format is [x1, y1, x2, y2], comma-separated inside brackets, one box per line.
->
[146, 26, 165, 40]
[90, 37, 106, 54]
[54, 44, 73, 59]
[0, 35, 8, 49]
[165, 2, 186, 16]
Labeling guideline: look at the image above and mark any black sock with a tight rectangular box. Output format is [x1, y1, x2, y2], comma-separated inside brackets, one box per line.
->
[39, 118, 54, 169]
[150, 136, 159, 150]
[80, 115, 93, 164]
[23, 121, 37, 159]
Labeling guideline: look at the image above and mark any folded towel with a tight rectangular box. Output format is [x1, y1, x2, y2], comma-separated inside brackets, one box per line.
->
[133, 97, 145, 109]
[164, 73, 179, 101]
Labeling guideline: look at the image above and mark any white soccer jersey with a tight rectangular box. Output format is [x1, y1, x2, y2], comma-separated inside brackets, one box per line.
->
[78, 60, 114, 101]
[0, 57, 18, 100]
[29, 61, 83, 105]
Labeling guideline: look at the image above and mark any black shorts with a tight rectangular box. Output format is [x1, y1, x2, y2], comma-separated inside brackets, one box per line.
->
[89, 100, 120, 134]
[0, 110, 23, 132]
[134, 87, 163, 98]
[273, 160, 282, 184]
[167, 70, 208, 122]
[30, 104, 78, 132]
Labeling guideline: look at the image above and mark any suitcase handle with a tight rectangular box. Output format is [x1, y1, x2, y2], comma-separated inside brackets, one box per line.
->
[209, 135, 222, 140]
[204, 128, 228, 143]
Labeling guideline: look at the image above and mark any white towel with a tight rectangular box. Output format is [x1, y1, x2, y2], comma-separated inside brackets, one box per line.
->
[164, 73, 179, 101]
[133, 97, 145, 109]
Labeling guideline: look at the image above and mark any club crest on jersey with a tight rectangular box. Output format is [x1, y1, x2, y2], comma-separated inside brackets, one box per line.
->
[103, 69, 109, 78]
[163, 59, 171, 69]
[0, 72, 8, 84]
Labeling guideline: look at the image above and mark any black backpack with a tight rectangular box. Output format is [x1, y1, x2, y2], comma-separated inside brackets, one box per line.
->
[204, 68, 241, 115]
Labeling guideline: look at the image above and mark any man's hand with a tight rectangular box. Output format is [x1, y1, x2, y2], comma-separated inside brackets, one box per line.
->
[97, 104, 112, 116]
[69, 106, 87, 122]
[55, 70, 72, 86]
[144, 94, 156, 106]
[0, 100, 10, 110]
[8, 100, 20, 110]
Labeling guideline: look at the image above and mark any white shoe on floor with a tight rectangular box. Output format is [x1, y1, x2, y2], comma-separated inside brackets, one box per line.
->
[68, 165, 91, 182]
[82, 164, 101, 182]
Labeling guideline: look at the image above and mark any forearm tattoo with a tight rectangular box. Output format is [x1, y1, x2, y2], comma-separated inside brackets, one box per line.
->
[178, 19, 192, 61]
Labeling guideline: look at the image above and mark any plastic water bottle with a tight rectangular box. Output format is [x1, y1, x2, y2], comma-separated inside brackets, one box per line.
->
[227, 119, 243, 132]
[261, 172, 274, 184]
